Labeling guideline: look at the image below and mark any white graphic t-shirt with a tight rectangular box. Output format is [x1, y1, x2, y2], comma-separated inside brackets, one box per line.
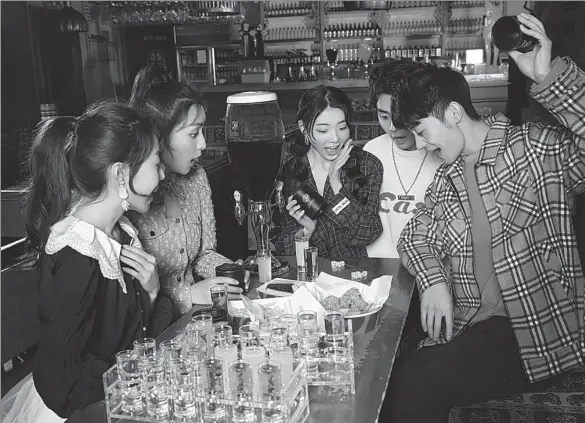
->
[364, 134, 443, 258]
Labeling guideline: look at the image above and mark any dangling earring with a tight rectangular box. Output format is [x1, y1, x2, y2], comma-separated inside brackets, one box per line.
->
[118, 185, 129, 211]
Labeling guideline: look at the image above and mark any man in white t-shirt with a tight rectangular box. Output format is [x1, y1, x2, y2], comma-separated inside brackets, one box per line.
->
[364, 59, 443, 258]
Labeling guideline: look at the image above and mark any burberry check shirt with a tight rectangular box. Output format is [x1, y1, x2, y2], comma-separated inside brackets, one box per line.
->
[398, 57, 585, 383]
[274, 147, 383, 258]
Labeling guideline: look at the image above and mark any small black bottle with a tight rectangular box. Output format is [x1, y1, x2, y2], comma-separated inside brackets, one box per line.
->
[491, 16, 537, 53]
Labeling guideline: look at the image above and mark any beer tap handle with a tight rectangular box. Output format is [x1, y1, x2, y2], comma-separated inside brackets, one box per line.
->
[234, 190, 245, 225]
[275, 180, 285, 214]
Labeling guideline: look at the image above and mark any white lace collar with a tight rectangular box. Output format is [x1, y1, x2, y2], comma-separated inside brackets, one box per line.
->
[45, 215, 142, 294]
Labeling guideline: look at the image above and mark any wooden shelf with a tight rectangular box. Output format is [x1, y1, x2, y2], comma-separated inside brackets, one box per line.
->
[216, 63, 240, 68]
[265, 39, 318, 44]
[383, 33, 441, 39]
[444, 31, 483, 37]
[324, 36, 380, 42]
[200, 74, 508, 93]
[265, 13, 312, 19]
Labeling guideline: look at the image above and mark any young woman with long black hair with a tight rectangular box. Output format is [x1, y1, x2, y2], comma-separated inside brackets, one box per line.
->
[274, 85, 384, 257]
[2, 101, 173, 422]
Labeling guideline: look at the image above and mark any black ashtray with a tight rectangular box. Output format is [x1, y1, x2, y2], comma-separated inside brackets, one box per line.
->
[192, 307, 227, 324]
[216, 262, 246, 293]
[293, 183, 326, 219]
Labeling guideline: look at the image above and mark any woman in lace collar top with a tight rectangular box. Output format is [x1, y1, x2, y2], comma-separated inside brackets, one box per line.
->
[127, 64, 245, 316]
[2, 101, 173, 422]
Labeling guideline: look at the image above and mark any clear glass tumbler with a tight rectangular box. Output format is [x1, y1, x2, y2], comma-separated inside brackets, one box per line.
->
[229, 360, 255, 423]
[116, 350, 144, 414]
[258, 360, 283, 423]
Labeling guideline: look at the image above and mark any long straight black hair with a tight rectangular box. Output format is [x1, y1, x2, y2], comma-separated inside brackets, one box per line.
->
[24, 100, 156, 263]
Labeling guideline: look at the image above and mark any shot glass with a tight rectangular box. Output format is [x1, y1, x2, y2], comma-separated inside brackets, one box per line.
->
[192, 313, 213, 356]
[278, 314, 299, 347]
[229, 360, 255, 423]
[258, 360, 283, 423]
[269, 345, 294, 386]
[159, 336, 184, 363]
[241, 345, 266, 401]
[167, 357, 198, 421]
[297, 335, 320, 381]
[202, 357, 227, 421]
[294, 231, 309, 272]
[133, 337, 156, 359]
[304, 247, 319, 282]
[116, 350, 144, 414]
[297, 310, 318, 331]
[257, 248, 272, 284]
[184, 328, 207, 367]
[239, 324, 260, 348]
[141, 355, 169, 419]
[323, 335, 350, 382]
[324, 311, 345, 337]
[211, 283, 228, 312]
[213, 323, 234, 347]
[269, 326, 288, 349]
[257, 320, 272, 347]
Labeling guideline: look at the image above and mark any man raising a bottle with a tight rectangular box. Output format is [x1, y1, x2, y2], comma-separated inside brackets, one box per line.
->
[385, 13, 585, 422]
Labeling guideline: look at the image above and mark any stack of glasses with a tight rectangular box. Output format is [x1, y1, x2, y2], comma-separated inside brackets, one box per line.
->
[103, 310, 354, 422]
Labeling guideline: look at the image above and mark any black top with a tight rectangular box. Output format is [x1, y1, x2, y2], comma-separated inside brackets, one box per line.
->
[32, 246, 174, 418]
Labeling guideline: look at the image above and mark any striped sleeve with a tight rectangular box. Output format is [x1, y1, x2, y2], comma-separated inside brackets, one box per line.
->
[530, 57, 585, 196]
[397, 176, 449, 293]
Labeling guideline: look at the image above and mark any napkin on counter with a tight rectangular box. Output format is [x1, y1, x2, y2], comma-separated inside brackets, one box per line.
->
[304, 273, 393, 312]
[228, 285, 327, 330]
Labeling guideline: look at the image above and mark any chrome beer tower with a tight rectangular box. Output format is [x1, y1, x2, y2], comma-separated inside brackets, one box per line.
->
[233, 181, 289, 276]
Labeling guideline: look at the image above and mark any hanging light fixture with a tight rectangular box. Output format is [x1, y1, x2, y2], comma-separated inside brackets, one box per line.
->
[60, 1, 88, 32]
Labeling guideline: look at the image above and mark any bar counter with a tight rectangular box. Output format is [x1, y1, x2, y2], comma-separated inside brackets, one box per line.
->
[201, 73, 509, 93]
[67, 256, 415, 423]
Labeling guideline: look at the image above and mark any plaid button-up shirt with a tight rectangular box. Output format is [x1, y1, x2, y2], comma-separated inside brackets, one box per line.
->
[398, 57, 585, 383]
[274, 147, 383, 258]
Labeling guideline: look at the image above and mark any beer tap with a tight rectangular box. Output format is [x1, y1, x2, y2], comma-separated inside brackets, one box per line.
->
[275, 180, 285, 214]
[234, 190, 245, 225]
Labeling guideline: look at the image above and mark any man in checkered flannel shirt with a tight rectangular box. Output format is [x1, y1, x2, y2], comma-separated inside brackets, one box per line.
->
[385, 14, 585, 422]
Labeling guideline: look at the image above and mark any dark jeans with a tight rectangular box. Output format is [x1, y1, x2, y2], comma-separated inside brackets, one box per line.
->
[381, 316, 529, 423]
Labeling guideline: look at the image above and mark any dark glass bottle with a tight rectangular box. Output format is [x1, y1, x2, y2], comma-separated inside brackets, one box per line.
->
[491, 16, 537, 53]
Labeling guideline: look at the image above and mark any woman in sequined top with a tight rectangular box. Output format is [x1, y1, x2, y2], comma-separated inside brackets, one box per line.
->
[127, 64, 244, 316]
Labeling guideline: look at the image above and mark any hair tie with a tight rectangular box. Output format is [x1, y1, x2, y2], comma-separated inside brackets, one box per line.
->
[64, 117, 79, 154]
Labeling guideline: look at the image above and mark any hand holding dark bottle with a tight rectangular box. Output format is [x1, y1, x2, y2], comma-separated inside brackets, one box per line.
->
[507, 14, 552, 84]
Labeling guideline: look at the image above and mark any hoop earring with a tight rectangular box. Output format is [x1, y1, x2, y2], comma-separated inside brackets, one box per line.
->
[119, 185, 129, 212]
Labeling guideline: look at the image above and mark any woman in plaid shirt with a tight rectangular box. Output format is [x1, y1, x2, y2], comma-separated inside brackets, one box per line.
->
[273, 86, 383, 258]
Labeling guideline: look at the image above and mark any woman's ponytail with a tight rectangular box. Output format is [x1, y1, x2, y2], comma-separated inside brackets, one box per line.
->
[24, 116, 78, 259]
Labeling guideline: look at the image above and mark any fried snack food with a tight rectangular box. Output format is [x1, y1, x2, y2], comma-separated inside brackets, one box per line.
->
[321, 295, 341, 312]
[320, 288, 371, 313]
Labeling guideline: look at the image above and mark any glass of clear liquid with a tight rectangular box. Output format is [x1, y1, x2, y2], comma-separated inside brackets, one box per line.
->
[202, 357, 227, 421]
[167, 357, 198, 421]
[294, 231, 309, 272]
[257, 248, 272, 283]
[258, 360, 284, 423]
[141, 355, 169, 418]
[304, 247, 319, 282]
[229, 360, 256, 423]
[116, 350, 144, 414]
